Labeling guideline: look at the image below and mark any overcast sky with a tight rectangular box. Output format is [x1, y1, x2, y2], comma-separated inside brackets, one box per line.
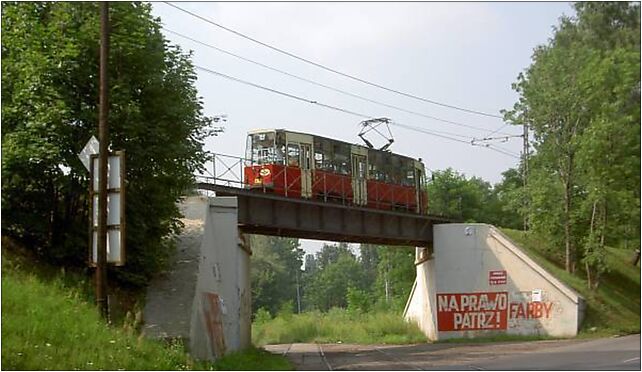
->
[151, 1, 574, 256]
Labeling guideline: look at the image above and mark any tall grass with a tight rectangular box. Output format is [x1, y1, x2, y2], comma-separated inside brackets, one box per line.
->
[252, 308, 427, 346]
[1, 268, 192, 370]
[1, 251, 291, 370]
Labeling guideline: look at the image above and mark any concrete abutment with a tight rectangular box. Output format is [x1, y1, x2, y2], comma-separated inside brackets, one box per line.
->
[189, 197, 252, 360]
[404, 224, 585, 340]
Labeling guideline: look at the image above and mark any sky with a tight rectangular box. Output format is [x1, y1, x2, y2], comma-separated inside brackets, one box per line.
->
[151, 1, 575, 256]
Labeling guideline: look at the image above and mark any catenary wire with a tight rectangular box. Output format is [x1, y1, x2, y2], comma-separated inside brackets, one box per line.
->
[164, 2, 505, 119]
[195, 65, 472, 140]
[164, 27, 514, 136]
[194, 65, 520, 159]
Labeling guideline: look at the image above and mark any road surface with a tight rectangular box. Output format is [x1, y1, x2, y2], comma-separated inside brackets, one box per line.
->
[265, 334, 640, 370]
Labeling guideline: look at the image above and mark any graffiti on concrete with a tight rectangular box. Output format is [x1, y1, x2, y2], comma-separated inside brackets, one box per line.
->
[437, 291, 556, 331]
[437, 292, 508, 331]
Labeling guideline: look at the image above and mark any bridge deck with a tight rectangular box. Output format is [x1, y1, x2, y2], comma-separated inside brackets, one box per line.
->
[197, 183, 452, 247]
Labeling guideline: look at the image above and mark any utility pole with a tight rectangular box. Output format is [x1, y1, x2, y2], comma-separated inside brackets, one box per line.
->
[96, 2, 110, 319]
[522, 122, 529, 232]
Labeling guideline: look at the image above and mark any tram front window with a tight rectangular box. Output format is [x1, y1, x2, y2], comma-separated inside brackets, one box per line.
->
[247, 132, 280, 165]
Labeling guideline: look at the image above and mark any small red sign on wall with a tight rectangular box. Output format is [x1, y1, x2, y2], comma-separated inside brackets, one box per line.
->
[489, 270, 507, 285]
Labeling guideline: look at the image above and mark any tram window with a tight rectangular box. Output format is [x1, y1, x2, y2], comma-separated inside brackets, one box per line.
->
[249, 132, 276, 164]
[314, 151, 324, 169]
[368, 150, 386, 182]
[287, 143, 300, 167]
[405, 170, 415, 186]
[332, 143, 350, 174]
[314, 141, 325, 169]
[358, 160, 366, 178]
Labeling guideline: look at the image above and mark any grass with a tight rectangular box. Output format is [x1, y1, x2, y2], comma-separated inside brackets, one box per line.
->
[252, 308, 427, 346]
[502, 229, 641, 337]
[1, 248, 292, 370]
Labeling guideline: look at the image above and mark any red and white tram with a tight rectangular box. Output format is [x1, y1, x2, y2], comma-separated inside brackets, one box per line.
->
[244, 129, 427, 214]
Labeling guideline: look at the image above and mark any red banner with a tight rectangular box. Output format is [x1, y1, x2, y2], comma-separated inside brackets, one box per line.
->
[437, 292, 508, 331]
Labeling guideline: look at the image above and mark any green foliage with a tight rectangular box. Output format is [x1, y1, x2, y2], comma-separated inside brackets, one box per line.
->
[1, 2, 216, 287]
[253, 307, 272, 325]
[277, 300, 295, 320]
[303, 244, 366, 311]
[374, 246, 416, 311]
[503, 228, 640, 336]
[252, 309, 426, 346]
[346, 286, 370, 314]
[427, 168, 521, 229]
[2, 261, 192, 369]
[1, 251, 292, 370]
[506, 2, 640, 279]
[250, 235, 303, 315]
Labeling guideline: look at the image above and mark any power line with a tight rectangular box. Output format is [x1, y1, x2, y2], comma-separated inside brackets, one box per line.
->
[194, 65, 473, 140]
[164, 27, 513, 136]
[164, 2, 505, 119]
[194, 65, 520, 159]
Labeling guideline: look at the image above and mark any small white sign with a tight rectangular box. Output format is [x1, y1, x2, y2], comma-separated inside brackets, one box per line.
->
[78, 136, 100, 172]
[532, 289, 543, 302]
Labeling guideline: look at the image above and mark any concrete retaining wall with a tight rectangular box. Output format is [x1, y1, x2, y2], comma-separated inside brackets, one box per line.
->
[404, 224, 585, 340]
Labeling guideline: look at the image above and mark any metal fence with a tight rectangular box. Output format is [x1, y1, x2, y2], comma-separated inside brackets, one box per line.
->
[196, 152, 424, 213]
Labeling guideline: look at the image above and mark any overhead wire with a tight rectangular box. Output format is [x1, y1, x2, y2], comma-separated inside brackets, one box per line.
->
[194, 65, 520, 159]
[164, 2, 505, 119]
[194, 65, 473, 140]
[164, 27, 514, 136]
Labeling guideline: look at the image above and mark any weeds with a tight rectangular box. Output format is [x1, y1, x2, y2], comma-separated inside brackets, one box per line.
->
[253, 308, 427, 346]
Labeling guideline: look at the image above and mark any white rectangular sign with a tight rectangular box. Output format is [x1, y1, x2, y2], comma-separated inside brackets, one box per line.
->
[89, 151, 125, 266]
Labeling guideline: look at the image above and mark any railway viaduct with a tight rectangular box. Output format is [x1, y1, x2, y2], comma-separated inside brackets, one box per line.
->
[186, 184, 448, 360]
[175, 183, 584, 362]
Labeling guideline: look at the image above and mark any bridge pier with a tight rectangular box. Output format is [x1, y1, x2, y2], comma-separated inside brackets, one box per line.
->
[189, 197, 252, 360]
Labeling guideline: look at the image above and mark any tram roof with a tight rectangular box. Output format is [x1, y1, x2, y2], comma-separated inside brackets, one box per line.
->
[247, 128, 423, 164]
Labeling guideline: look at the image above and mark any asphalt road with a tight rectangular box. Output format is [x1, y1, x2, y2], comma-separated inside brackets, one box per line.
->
[265, 334, 640, 370]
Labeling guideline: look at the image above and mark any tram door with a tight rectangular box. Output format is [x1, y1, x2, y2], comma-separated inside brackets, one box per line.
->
[286, 132, 314, 198]
[351, 146, 368, 206]
[300, 143, 313, 198]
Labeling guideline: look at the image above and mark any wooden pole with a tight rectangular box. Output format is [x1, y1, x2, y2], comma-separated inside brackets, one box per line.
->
[96, 1, 110, 319]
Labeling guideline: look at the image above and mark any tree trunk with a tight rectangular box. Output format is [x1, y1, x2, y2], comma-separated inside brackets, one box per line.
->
[562, 152, 575, 273]
[586, 200, 598, 290]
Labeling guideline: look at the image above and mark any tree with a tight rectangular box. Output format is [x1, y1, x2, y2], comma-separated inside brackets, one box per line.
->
[507, 2, 640, 281]
[374, 247, 415, 310]
[250, 235, 303, 315]
[426, 168, 510, 226]
[493, 168, 526, 230]
[303, 244, 366, 311]
[1, 2, 216, 286]
[359, 243, 380, 292]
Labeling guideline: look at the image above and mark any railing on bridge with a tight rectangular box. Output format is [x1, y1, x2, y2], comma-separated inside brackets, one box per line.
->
[196, 153, 426, 214]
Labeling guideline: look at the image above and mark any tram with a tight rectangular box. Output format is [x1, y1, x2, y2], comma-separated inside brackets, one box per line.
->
[243, 129, 427, 214]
